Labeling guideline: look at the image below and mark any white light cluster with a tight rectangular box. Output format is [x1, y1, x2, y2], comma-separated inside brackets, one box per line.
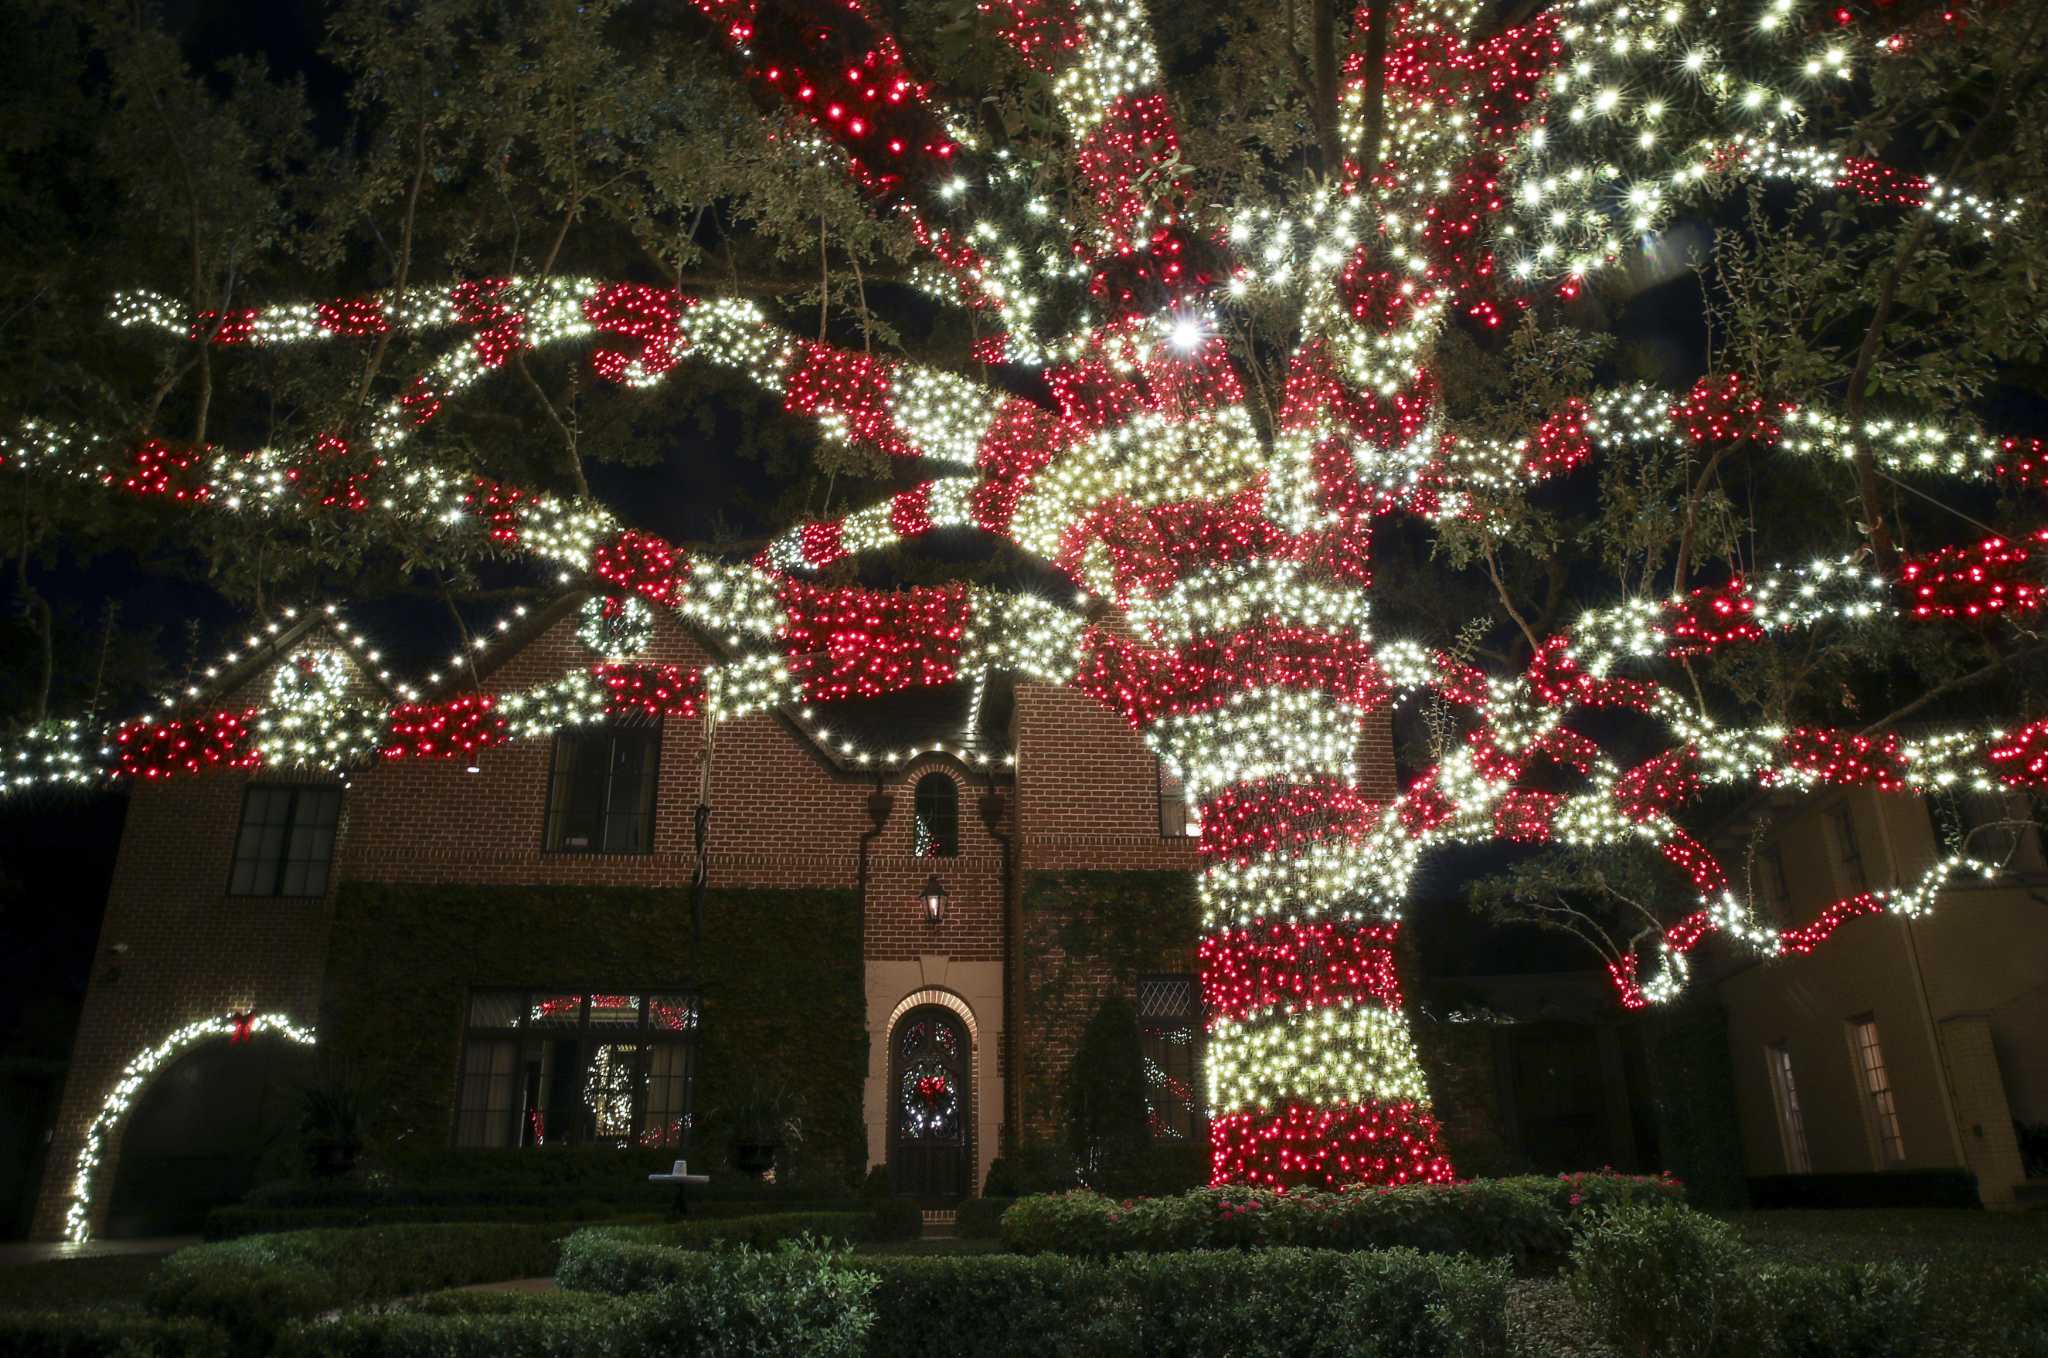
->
[577, 595, 655, 659]
[65, 1011, 316, 1241]
[1207, 1004, 1431, 1111]
[1148, 688, 1366, 802]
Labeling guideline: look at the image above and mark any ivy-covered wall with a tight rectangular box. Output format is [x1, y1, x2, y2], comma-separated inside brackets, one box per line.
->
[1643, 996, 1749, 1208]
[319, 883, 866, 1184]
[1015, 868, 1201, 1137]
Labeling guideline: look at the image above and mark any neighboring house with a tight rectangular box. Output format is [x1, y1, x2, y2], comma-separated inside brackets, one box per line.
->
[33, 592, 1354, 1239]
[1711, 781, 2048, 1206]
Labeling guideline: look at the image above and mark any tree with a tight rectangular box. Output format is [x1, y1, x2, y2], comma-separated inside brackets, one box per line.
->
[3, 0, 2046, 1191]
[1065, 995, 1151, 1191]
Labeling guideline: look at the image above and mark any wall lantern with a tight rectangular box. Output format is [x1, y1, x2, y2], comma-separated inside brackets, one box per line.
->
[922, 874, 947, 926]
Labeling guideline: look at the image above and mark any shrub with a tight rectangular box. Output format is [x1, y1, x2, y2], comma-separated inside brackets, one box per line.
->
[0, 1313, 229, 1358]
[1571, 1203, 1940, 1358]
[560, 1208, 901, 1258]
[955, 1196, 1013, 1239]
[283, 1297, 654, 1358]
[1065, 997, 1151, 1192]
[558, 1236, 876, 1356]
[1568, 1202, 1749, 1358]
[148, 1224, 564, 1357]
[981, 1141, 1079, 1197]
[864, 1248, 1508, 1358]
[1743, 1260, 1928, 1358]
[866, 1196, 923, 1242]
[1000, 1172, 1681, 1266]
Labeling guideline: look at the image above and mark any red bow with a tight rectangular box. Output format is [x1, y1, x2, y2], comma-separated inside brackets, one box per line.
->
[916, 1074, 947, 1105]
[228, 1011, 256, 1045]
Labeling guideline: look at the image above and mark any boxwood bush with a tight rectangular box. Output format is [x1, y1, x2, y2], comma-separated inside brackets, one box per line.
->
[560, 1232, 1507, 1358]
[1570, 1202, 1947, 1358]
[294, 1242, 875, 1358]
[0, 1312, 229, 1358]
[1001, 1171, 1680, 1266]
[147, 1223, 566, 1357]
[955, 1196, 1013, 1239]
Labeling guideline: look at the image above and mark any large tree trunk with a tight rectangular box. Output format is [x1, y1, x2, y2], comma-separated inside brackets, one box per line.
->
[1194, 791, 1455, 1187]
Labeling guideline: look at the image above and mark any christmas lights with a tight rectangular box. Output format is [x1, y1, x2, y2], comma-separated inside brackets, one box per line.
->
[64, 1012, 316, 1241]
[5, 0, 2042, 1195]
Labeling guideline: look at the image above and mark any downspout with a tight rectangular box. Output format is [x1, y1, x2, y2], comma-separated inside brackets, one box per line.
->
[980, 775, 1014, 1175]
[857, 779, 892, 1173]
[1871, 792, 1969, 1167]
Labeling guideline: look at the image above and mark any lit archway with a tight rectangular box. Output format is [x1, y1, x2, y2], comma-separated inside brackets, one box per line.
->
[65, 1011, 316, 1242]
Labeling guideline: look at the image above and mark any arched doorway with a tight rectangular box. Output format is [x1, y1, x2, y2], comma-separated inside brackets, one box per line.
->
[888, 1005, 971, 1202]
[101, 1032, 310, 1237]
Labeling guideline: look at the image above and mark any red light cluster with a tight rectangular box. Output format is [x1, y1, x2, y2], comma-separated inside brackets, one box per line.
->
[113, 709, 261, 780]
[1613, 748, 1701, 821]
[382, 693, 509, 760]
[592, 530, 689, 608]
[1209, 1101, 1456, 1190]
[596, 663, 706, 719]
[124, 440, 212, 502]
[1666, 576, 1766, 656]
[1525, 636, 1658, 711]
[583, 284, 690, 383]
[287, 434, 376, 513]
[1667, 373, 1783, 446]
[1776, 727, 1907, 791]
[785, 342, 912, 459]
[777, 580, 969, 702]
[1072, 622, 1389, 728]
[1987, 717, 2048, 787]
[1201, 921, 1405, 1023]
[1195, 777, 1384, 864]
[1899, 530, 2048, 621]
[450, 280, 526, 370]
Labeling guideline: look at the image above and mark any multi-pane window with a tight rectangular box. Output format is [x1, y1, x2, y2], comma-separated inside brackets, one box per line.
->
[1158, 760, 1201, 839]
[544, 727, 659, 853]
[913, 773, 959, 857]
[1136, 974, 1203, 1140]
[1765, 1041, 1812, 1173]
[1827, 804, 1866, 891]
[1757, 844, 1790, 911]
[1848, 1015, 1906, 1165]
[455, 989, 697, 1149]
[229, 785, 343, 897]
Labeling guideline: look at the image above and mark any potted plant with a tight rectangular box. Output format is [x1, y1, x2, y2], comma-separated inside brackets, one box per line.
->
[726, 1076, 807, 1179]
[298, 1064, 367, 1178]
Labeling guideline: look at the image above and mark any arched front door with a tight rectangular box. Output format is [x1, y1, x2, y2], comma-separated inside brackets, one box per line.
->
[103, 1034, 309, 1237]
[888, 1005, 970, 1202]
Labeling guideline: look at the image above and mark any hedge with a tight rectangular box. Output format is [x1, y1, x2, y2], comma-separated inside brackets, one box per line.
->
[0, 1313, 229, 1358]
[147, 1223, 567, 1358]
[291, 1242, 875, 1358]
[955, 1196, 1012, 1239]
[558, 1232, 1507, 1358]
[1569, 1202, 2048, 1358]
[1001, 1171, 1682, 1266]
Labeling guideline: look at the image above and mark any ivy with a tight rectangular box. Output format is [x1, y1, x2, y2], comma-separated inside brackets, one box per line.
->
[320, 883, 867, 1185]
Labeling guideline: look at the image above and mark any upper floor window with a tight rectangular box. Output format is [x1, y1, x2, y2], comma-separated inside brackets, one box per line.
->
[1827, 803, 1866, 891]
[914, 773, 958, 857]
[456, 988, 696, 1149]
[1765, 1041, 1812, 1174]
[1755, 843, 1790, 913]
[1136, 973, 1204, 1140]
[545, 726, 659, 853]
[1158, 759, 1201, 839]
[1848, 1014, 1906, 1166]
[229, 784, 342, 897]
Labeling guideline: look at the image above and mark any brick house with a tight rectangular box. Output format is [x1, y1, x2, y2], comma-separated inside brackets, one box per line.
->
[39, 592, 1394, 1239]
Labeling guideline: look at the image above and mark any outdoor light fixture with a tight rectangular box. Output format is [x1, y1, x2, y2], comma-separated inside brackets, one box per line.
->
[922, 873, 947, 926]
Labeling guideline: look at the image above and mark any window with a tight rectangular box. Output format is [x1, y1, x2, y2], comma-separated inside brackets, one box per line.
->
[454, 989, 697, 1149]
[1158, 759, 1201, 839]
[913, 773, 959, 857]
[1758, 845, 1789, 909]
[229, 784, 343, 897]
[1848, 1015, 1906, 1165]
[1765, 1041, 1812, 1173]
[1827, 803, 1866, 891]
[1136, 974, 1204, 1140]
[545, 727, 659, 853]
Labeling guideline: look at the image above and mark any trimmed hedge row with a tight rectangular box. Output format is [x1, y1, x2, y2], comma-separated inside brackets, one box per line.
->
[1001, 1171, 1681, 1265]
[556, 1232, 1509, 1358]
[0, 1313, 229, 1358]
[290, 1243, 875, 1358]
[1571, 1202, 2046, 1358]
[146, 1223, 568, 1358]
